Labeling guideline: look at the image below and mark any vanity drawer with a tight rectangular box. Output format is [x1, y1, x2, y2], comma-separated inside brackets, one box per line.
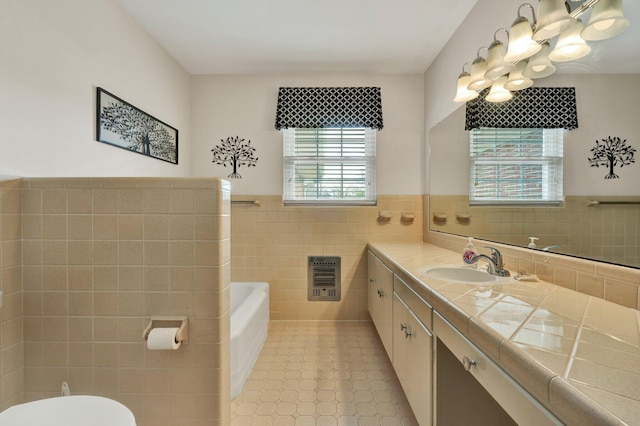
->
[394, 274, 432, 330]
[434, 312, 561, 426]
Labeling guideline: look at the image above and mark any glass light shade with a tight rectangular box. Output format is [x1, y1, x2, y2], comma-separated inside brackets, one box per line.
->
[486, 76, 513, 103]
[453, 72, 479, 103]
[549, 20, 591, 62]
[486, 40, 515, 79]
[504, 17, 542, 62]
[468, 57, 494, 91]
[581, 0, 630, 41]
[523, 42, 556, 79]
[532, 0, 574, 41]
[504, 61, 534, 91]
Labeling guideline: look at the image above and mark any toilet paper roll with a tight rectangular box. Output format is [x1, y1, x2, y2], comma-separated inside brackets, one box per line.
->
[146, 327, 181, 350]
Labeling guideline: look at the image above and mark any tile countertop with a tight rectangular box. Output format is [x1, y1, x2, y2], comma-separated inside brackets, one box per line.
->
[368, 241, 640, 426]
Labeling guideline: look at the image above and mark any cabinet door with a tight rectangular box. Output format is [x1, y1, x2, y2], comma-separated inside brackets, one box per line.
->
[394, 293, 433, 426]
[405, 308, 432, 425]
[373, 256, 394, 360]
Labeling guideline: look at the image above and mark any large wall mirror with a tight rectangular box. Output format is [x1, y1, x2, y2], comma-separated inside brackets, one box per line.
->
[429, 2, 640, 268]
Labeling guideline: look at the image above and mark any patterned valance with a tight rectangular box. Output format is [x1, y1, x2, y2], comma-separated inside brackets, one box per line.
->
[275, 87, 383, 130]
[465, 87, 578, 130]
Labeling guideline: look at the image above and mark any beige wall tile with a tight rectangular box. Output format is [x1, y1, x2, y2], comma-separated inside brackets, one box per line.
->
[42, 190, 67, 214]
[93, 189, 118, 214]
[22, 215, 42, 240]
[94, 266, 118, 291]
[68, 241, 93, 266]
[67, 189, 93, 214]
[68, 266, 92, 291]
[42, 215, 66, 239]
[605, 279, 639, 309]
[118, 189, 143, 214]
[144, 189, 170, 214]
[94, 215, 118, 240]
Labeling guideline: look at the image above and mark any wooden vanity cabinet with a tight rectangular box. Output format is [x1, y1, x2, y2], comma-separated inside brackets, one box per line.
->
[367, 250, 394, 361]
[393, 275, 433, 426]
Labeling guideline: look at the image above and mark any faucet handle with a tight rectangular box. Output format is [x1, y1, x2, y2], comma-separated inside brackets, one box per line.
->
[482, 245, 510, 276]
[482, 245, 500, 259]
[482, 245, 503, 265]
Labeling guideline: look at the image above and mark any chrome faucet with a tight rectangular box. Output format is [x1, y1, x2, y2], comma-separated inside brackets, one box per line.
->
[470, 246, 510, 277]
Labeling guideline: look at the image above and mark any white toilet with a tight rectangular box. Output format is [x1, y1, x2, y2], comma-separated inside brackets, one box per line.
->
[0, 395, 136, 426]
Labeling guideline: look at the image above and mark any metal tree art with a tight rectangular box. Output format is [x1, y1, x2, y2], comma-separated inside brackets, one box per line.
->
[211, 136, 259, 179]
[588, 136, 636, 179]
[100, 102, 177, 163]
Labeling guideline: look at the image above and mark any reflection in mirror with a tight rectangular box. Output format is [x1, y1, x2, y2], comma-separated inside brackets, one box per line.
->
[429, 74, 640, 268]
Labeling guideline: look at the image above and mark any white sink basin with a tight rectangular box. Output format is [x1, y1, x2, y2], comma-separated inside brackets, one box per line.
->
[418, 266, 500, 283]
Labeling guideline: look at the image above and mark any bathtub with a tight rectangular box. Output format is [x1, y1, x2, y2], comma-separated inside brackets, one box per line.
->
[230, 281, 269, 399]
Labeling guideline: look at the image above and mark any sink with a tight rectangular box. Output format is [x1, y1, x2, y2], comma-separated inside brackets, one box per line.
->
[418, 266, 500, 283]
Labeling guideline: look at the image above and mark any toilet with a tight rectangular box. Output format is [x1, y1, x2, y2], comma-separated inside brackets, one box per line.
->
[0, 395, 136, 426]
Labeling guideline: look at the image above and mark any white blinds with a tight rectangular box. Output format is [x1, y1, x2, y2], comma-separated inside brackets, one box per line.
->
[469, 128, 563, 205]
[283, 128, 376, 205]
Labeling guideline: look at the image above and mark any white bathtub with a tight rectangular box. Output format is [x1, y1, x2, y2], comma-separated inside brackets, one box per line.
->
[230, 281, 269, 399]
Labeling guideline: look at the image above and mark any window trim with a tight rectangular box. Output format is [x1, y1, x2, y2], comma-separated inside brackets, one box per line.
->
[283, 127, 377, 206]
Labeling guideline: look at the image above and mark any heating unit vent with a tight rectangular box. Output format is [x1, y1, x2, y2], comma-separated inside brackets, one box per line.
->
[307, 256, 341, 301]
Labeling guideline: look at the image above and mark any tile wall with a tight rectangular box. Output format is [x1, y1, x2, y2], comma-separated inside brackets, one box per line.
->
[429, 195, 640, 267]
[0, 178, 23, 411]
[18, 177, 230, 426]
[424, 196, 640, 310]
[230, 196, 424, 320]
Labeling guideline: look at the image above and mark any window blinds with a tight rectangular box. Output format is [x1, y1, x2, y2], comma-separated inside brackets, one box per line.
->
[469, 128, 563, 205]
[283, 128, 376, 205]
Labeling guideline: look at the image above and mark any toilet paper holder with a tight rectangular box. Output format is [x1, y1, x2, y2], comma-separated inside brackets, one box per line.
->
[143, 316, 189, 345]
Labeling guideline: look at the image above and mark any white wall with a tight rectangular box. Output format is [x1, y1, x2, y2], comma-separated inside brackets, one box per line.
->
[191, 74, 425, 195]
[0, 0, 191, 177]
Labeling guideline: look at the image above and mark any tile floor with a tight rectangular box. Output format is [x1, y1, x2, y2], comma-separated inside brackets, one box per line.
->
[231, 321, 418, 426]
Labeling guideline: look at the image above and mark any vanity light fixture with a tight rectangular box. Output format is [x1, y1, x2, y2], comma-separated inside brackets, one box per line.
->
[486, 76, 513, 102]
[523, 42, 556, 78]
[504, 3, 542, 62]
[532, 0, 574, 40]
[453, 63, 480, 103]
[453, 0, 630, 103]
[468, 47, 494, 91]
[581, 0, 630, 40]
[504, 61, 534, 91]
[549, 19, 591, 62]
[485, 28, 516, 79]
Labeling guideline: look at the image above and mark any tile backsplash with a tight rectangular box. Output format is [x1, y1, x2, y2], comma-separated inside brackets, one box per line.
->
[424, 195, 640, 310]
[230, 195, 423, 320]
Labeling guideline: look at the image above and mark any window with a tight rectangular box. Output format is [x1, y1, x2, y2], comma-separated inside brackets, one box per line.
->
[283, 128, 376, 205]
[469, 128, 563, 205]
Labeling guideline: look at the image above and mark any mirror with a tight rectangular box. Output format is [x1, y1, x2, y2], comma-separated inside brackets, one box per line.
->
[429, 3, 640, 268]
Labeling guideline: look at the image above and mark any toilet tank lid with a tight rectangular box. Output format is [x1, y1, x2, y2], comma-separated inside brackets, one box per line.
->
[0, 395, 136, 426]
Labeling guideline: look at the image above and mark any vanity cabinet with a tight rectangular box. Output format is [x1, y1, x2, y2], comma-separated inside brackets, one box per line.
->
[367, 250, 394, 361]
[393, 275, 433, 426]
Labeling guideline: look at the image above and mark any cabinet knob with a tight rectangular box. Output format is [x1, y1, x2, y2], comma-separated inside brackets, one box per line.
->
[400, 323, 407, 331]
[463, 355, 477, 372]
[369, 278, 374, 283]
[404, 329, 412, 339]
[377, 289, 384, 298]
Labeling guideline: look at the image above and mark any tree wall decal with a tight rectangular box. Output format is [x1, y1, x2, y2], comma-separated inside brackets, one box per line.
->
[588, 136, 636, 179]
[211, 136, 259, 178]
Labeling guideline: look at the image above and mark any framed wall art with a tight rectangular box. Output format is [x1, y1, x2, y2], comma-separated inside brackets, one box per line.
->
[96, 87, 178, 164]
